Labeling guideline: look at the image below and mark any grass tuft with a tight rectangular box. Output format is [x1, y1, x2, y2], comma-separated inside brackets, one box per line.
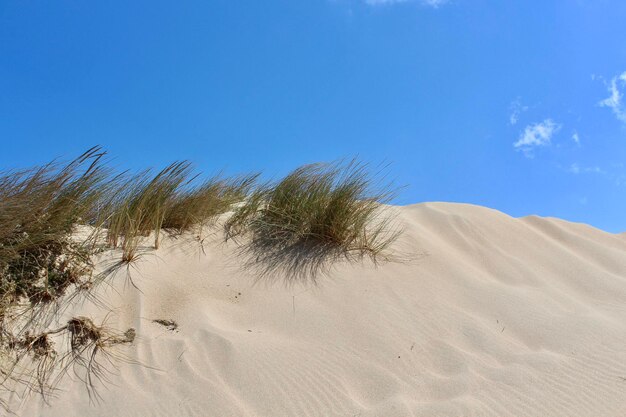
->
[0, 146, 109, 304]
[106, 161, 194, 255]
[162, 173, 258, 234]
[225, 160, 401, 281]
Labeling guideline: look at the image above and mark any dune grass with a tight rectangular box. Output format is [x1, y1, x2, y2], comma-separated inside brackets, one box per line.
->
[0, 146, 110, 304]
[105, 166, 258, 263]
[0, 149, 398, 296]
[0, 148, 401, 409]
[106, 161, 195, 261]
[162, 174, 258, 233]
[0, 148, 260, 310]
[225, 160, 400, 280]
[0, 148, 126, 409]
[0, 148, 259, 408]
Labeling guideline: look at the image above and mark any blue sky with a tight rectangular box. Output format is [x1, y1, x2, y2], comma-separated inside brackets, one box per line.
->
[1, 1, 626, 232]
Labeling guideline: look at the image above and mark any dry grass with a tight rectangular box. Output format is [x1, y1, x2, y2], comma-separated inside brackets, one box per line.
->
[64, 316, 135, 401]
[1, 316, 135, 404]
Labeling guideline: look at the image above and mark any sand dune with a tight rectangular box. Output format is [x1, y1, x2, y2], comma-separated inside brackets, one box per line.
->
[13, 202, 626, 417]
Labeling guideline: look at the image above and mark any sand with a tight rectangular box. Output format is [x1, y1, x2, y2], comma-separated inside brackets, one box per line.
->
[10, 202, 626, 417]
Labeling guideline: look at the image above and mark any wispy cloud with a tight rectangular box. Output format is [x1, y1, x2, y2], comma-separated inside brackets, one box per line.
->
[365, 0, 448, 7]
[572, 131, 580, 145]
[509, 99, 528, 125]
[598, 71, 626, 123]
[567, 163, 604, 175]
[564, 163, 626, 187]
[514, 119, 561, 157]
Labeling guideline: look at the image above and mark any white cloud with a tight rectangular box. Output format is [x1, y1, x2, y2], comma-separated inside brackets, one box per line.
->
[564, 162, 626, 187]
[509, 99, 528, 125]
[513, 119, 561, 157]
[567, 163, 604, 175]
[569, 163, 580, 174]
[572, 131, 580, 145]
[365, 0, 448, 7]
[598, 71, 626, 123]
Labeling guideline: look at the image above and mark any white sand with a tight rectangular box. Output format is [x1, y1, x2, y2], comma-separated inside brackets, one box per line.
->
[13, 202, 626, 416]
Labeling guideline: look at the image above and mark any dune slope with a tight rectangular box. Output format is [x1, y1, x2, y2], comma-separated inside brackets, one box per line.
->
[14, 202, 626, 417]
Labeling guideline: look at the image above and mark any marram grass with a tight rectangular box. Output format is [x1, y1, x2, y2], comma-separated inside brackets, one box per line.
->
[225, 160, 401, 281]
[0, 148, 401, 410]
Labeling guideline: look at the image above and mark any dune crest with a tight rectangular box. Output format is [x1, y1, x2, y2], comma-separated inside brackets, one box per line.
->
[16, 203, 626, 417]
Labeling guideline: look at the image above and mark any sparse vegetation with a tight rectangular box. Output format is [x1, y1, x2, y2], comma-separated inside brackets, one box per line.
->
[152, 319, 178, 332]
[0, 148, 258, 410]
[0, 148, 401, 410]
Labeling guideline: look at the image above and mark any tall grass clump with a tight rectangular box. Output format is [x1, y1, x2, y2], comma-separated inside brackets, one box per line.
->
[0, 147, 262, 410]
[0, 148, 403, 410]
[225, 160, 400, 281]
[106, 162, 194, 261]
[0, 147, 110, 304]
[105, 165, 257, 262]
[162, 174, 258, 233]
[0, 147, 135, 410]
